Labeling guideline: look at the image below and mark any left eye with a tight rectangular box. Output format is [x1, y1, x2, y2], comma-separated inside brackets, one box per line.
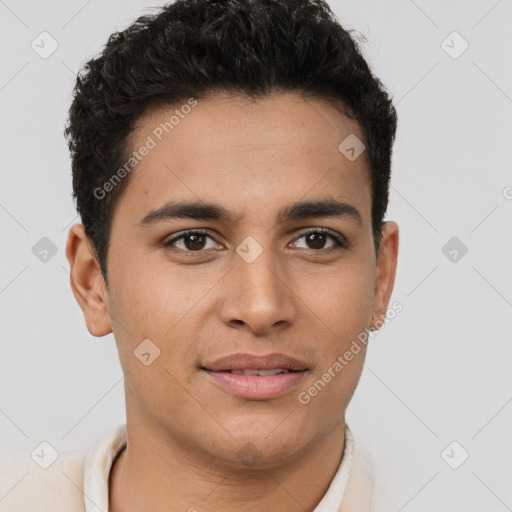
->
[291, 229, 344, 251]
[164, 228, 345, 253]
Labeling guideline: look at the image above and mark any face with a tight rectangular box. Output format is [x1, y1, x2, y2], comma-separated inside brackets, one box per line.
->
[67, 92, 398, 468]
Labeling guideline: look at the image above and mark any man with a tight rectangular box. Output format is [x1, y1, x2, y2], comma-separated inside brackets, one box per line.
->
[0, 0, 399, 510]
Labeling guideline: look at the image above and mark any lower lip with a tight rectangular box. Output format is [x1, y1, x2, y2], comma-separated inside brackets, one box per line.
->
[203, 370, 307, 400]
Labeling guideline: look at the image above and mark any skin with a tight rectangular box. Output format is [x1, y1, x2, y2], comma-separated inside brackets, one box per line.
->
[66, 91, 399, 512]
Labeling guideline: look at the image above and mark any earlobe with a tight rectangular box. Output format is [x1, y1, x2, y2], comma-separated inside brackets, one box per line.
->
[370, 221, 399, 331]
[65, 224, 112, 337]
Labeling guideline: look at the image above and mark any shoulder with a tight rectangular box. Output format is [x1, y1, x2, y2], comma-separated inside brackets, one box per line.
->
[0, 450, 87, 512]
[0, 424, 127, 512]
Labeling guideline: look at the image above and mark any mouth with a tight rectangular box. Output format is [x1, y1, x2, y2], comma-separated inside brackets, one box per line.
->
[200, 353, 309, 400]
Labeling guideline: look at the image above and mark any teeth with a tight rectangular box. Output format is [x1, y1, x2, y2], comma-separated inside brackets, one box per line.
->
[229, 369, 290, 376]
[257, 369, 289, 376]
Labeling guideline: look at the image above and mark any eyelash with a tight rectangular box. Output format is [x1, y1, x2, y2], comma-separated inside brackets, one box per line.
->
[163, 227, 347, 255]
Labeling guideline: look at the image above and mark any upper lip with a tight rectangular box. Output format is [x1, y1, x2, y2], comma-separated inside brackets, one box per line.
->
[202, 352, 309, 372]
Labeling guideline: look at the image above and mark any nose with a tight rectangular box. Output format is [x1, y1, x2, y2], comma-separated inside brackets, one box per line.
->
[218, 247, 298, 336]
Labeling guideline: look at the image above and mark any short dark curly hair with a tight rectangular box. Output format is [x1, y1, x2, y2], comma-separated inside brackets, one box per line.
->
[64, 0, 397, 288]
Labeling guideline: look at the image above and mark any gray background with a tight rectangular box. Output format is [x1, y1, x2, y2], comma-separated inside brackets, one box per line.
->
[1, 0, 511, 510]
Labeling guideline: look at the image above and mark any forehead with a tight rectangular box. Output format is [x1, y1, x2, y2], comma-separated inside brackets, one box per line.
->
[114, 92, 372, 227]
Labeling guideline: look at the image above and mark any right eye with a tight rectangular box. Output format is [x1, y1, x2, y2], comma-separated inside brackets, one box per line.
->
[163, 229, 221, 253]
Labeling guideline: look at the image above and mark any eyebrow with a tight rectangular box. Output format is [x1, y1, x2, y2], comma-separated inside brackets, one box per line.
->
[138, 198, 362, 227]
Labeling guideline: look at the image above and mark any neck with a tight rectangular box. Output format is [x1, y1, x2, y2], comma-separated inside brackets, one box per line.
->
[109, 417, 346, 512]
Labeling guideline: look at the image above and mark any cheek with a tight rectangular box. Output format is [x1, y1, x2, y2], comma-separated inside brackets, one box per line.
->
[108, 257, 198, 337]
[299, 263, 373, 405]
[316, 264, 376, 343]
[106, 262, 210, 395]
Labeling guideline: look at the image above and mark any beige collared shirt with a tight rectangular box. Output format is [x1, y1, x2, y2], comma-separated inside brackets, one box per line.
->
[0, 423, 394, 511]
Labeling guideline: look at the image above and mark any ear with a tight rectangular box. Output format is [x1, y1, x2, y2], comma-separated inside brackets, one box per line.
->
[371, 221, 399, 330]
[65, 223, 112, 337]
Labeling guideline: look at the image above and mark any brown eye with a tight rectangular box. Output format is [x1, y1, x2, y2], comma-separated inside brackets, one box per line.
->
[182, 233, 207, 251]
[291, 228, 345, 252]
[304, 232, 329, 250]
[164, 230, 217, 252]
